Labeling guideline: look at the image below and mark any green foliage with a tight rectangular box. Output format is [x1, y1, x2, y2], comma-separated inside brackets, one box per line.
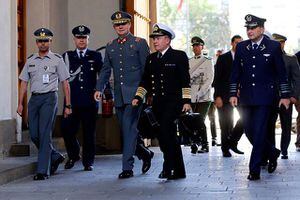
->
[157, 0, 231, 57]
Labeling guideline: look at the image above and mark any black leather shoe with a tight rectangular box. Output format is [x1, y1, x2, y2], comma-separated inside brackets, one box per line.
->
[268, 149, 281, 173]
[64, 157, 80, 169]
[33, 173, 49, 181]
[84, 165, 94, 171]
[230, 145, 244, 154]
[158, 171, 169, 179]
[247, 173, 260, 181]
[191, 144, 198, 154]
[118, 170, 133, 179]
[142, 151, 154, 173]
[222, 150, 232, 157]
[212, 139, 221, 146]
[281, 155, 288, 159]
[50, 155, 65, 175]
[198, 145, 209, 153]
[167, 170, 186, 180]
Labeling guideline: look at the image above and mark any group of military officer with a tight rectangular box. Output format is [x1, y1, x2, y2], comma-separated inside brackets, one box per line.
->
[18, 10, 299, 181]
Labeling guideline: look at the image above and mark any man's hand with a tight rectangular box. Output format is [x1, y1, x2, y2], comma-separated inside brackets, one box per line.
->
[279, 98, 290, 110]
[182, 104, 192, 112]
[132, 99, 139, 106]
[64, 108, 72, 118]
[215, 97, 223, 108]
[290, 97, 297, 104]
[229, 97, 238, 107]
[94, 91, 102, 102]
[17, 104, 23, 116]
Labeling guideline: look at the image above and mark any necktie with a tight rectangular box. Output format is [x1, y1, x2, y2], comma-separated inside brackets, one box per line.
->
[79, 51, 84, 59]
[253, 43, 258, 50]
[157, 52, 162, 59]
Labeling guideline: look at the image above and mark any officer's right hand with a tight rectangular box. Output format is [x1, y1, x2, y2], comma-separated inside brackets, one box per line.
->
[17, 104, 23, 116]
[132, 99, 139, 106]
[229, 97, 238, 107]
[215, 97, 223, 108]
[94, 91, 102, 102]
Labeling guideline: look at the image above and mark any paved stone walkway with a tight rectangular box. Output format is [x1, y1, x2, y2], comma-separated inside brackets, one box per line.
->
[0, 134, 300, 200]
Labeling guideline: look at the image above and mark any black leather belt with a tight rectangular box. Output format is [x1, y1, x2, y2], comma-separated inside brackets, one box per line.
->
[32, 91, 56, 96]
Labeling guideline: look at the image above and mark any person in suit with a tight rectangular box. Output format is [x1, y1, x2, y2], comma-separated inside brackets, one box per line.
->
[94, 11, 154, 179]
[266, 33, 300, 159]
[214, 35, 244, 157]
[61, 25, 103, 171]
[229, 14, 290, 180]
[17, 28, 71, 180]
[188, 36, 214, 154]
[132, 23, 192, 180]
[294, 51, 300, 151]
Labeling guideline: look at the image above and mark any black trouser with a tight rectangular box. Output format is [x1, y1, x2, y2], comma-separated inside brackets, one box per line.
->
[217, 103, 234, 151]
[153, 97, 185, 176]
[191, 102, 211, 146]
[61, 105, 97, 167]
[208, 104, 217, 139]
[135, 135, 153, 160]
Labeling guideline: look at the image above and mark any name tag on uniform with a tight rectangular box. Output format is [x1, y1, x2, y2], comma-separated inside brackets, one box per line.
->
[43, 74, 50, 84]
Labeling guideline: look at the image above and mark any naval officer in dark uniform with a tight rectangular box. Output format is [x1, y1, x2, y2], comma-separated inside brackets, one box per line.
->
[229, 15, 290, 180]
[132, 23, 192, 180]
[94, 11, 154, 179]
[61, 25, 103, 171]
[17, 28, 71, 180]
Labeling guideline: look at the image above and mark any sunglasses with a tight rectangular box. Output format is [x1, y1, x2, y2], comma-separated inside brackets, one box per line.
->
[114, 22, 128, 27]
[36, 39, 50, 43]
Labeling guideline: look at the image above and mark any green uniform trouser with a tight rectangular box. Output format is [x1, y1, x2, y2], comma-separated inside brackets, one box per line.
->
[191, 101, 211, 145]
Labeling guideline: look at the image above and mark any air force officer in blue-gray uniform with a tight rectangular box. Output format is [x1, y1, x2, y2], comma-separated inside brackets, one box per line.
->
[94, 11, 154, 179]
[229, 15, 290, 180]
[61, 25, 103, 171]
[17, 28, 71, 180]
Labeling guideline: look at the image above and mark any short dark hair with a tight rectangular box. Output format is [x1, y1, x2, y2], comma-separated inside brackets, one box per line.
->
[231, 35, 242, 43]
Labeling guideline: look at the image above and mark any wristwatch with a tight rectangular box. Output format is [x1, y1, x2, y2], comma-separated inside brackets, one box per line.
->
[65, 104, 72, 109]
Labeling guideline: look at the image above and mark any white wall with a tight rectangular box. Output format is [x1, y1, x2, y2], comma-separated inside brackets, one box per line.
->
[0, 0, 17, 120]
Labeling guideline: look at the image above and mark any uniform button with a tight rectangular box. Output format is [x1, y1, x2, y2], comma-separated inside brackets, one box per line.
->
[253, 56, 256, 59]
[252, 83, 255, 86]
[120, 68, 123, 71]
[121, 82, 123, 85]
[271, 85, 274, 88]
[252, 74, 255, 77]
[151, 75, 154, 77]
[161, 86, 164, 89]
[152, 81, 154, 83]
[120, 61, 122, 64]
[152, 87, 155, 89]
[80, 72, 83, 74]
[80, 65, 83, 67]
[162, 92, 165, 95]
[80, 79, 83, 82]
[120, 47, 122, 50]
[120, 54, 122, 57]
[161, 74, 163, 76]
[80, 86, 83, 89]
[70, 70, 73, 73]
[253, 65, 256, 68]
[153, 93, 156, 96]
[161, 80, 163, 83]
[120, 75, 123, 78]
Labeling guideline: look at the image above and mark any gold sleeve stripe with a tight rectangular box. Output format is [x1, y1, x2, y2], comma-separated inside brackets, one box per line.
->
[182, 88, 191, 99]
[135, 87, 147, 99]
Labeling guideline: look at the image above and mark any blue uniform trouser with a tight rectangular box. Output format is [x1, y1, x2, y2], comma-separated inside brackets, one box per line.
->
[240, 105, 276, 174]
[115, 104, 142, 171]
[28, 92, 62, 175]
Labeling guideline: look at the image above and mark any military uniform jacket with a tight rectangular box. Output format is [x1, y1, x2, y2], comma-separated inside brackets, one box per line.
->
[282, 52, 300, 99]
[189, 55, 214, 103]
[63, 49, 103, 106]
[19, 51, 70, 93]
[136, 47, 191, 104]
[96, 33, 149, 107]
[230, 36, 290, 106]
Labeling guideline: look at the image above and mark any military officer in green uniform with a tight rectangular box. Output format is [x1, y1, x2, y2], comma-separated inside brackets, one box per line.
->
[17, 28, 71, 180]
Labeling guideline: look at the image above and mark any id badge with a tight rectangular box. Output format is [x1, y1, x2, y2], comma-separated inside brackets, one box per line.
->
[43, 74, 50, 84]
